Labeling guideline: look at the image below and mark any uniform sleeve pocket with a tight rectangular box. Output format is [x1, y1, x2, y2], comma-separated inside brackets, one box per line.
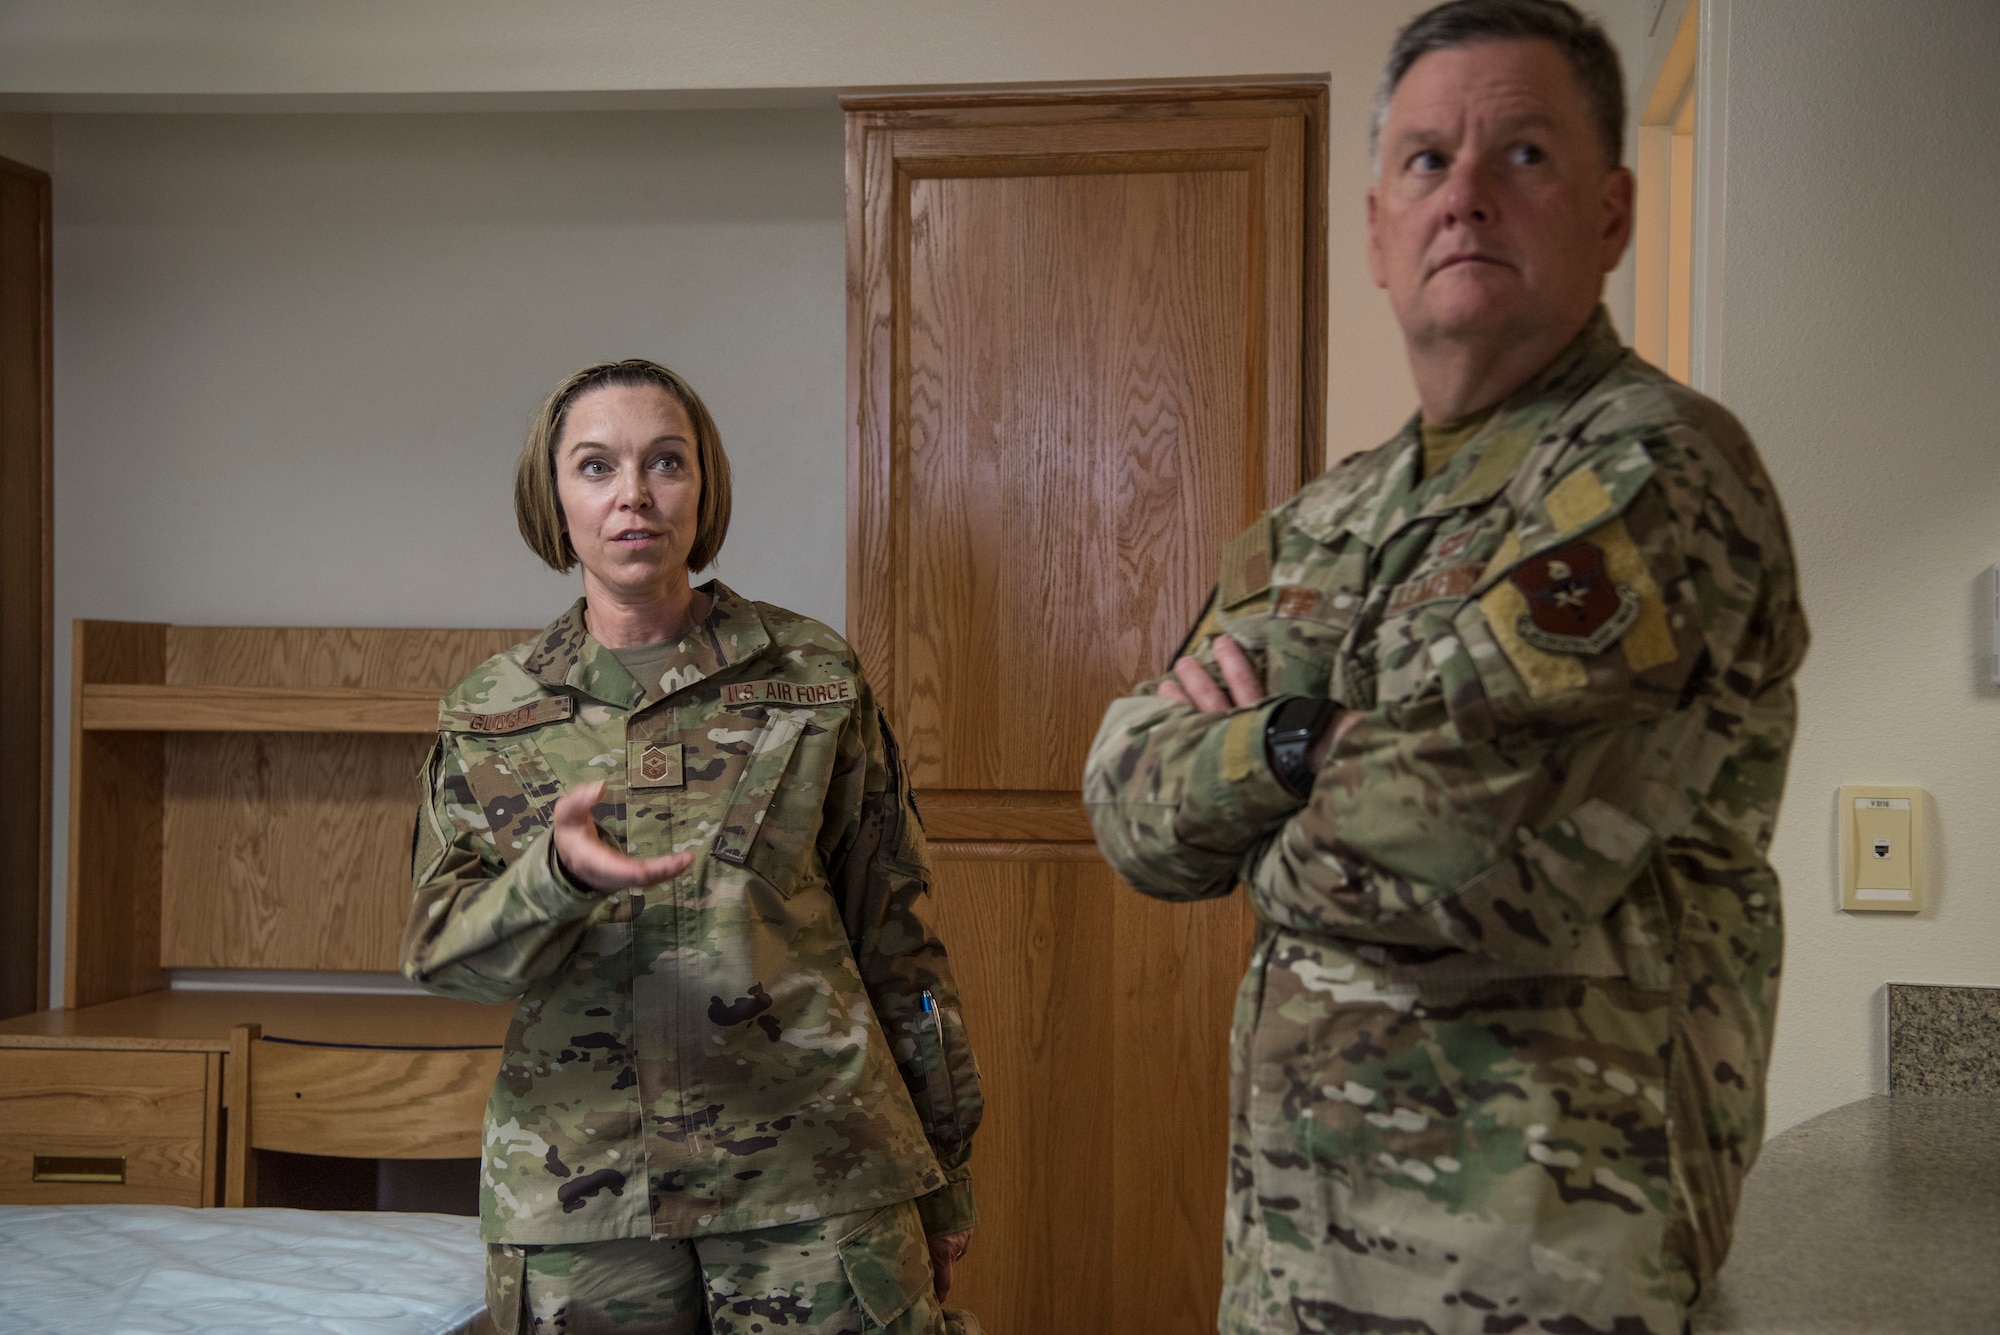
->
[454, 736, 559, 869]
[709, 706, 818, 895]
[837, 1200, 938, 1330]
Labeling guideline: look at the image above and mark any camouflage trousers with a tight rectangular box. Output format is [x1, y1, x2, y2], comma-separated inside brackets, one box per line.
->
[486, 1199, 945, 1335]
[1218, 1151, 1694, 1335]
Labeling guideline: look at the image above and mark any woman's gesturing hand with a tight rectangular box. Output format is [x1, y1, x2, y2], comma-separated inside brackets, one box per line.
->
[549, 780, 694, 893]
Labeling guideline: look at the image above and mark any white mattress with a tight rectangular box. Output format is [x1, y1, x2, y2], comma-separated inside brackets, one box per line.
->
[0, 1205, 487, 1335]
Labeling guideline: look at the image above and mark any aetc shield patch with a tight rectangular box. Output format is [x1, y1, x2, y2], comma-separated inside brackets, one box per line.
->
[1508, 540, 1640, 655]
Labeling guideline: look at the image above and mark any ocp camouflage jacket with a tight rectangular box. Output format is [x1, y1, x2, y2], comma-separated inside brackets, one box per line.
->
[402, 586, 982, 1246]
[1086, 311, 1808, 1335]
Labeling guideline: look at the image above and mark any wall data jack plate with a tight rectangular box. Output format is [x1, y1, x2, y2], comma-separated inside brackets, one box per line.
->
[1838, 785, 1926, 913]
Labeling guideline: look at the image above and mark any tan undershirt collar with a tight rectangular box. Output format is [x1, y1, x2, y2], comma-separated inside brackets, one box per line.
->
[608, 637, 677, 695]
[1419, 404, 1499, 482]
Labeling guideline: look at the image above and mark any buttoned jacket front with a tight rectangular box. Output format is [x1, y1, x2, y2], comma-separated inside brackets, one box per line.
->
[1087, 313, 1809, 1334]
[403, 584, 981, 1246]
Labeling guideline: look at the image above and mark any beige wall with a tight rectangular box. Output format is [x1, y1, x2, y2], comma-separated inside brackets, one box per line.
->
[47, 109, 850, 1001]
[1744, 0, 2000, 1133]
[0, 112, 52, 171]
[1628, 0, 2000, 1135]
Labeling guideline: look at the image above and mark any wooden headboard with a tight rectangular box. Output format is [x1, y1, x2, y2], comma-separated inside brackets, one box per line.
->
[67, 621, 535, 1008]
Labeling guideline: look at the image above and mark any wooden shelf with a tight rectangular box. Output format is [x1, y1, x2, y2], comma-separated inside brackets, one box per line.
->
[82, 684, 438, 733]
[64, 619, 528, 1006]
[0, 989, 512, 1052]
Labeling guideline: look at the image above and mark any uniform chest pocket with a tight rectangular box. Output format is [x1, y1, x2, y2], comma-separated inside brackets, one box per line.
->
[1265, 547, 1369, 702]
[1367, 604, 1463, 709]
[708, 706, 841, 897]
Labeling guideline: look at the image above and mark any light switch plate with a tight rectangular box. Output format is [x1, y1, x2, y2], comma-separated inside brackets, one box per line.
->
[1839, 785, 1926, 913]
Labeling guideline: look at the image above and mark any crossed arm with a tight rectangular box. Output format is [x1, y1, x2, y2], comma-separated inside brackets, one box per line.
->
[1158, 636, 1359, 775]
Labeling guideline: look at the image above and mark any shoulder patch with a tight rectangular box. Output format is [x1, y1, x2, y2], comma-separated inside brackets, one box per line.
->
[1508, 540, 1638, 654]
[1218, 514, 1275, 610]
[1476, 515, 1678, 698]
[440, 696, 573, 735]
[722, 677, 856, 708]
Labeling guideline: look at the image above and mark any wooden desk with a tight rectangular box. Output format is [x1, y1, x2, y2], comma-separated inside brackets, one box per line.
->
[0, 989, 513, 1208]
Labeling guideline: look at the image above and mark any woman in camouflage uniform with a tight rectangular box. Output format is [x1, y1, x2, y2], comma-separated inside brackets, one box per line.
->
[401, 360, 981, 1335]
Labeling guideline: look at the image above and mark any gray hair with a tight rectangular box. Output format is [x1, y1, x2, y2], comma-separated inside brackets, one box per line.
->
[1371, 0, 1627, 175]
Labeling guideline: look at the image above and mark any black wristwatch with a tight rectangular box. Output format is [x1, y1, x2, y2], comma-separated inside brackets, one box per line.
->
[1265, 695, 1335, 800]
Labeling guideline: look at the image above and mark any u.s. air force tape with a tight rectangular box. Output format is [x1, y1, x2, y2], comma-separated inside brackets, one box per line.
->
[721, 678, 856, 708]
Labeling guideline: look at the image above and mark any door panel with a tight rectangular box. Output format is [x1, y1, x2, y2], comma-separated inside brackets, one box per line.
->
[847, 86, 1324, 1335]
[903, 165, 1258, 789]
[925, 852, 1253, 1335]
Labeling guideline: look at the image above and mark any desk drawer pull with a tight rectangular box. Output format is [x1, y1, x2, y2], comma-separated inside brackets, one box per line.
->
[33, 1155, 126, 1184]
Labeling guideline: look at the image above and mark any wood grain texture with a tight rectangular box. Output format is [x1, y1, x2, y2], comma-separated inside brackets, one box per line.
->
[927, 840, 1099, 862]
[853, 94, 1314, 788]
[161, 731, 435, 970]
[848, 87, 1322, 1332]
[926, 855, 1252, 1335]
[66, 621, 167, 1008]
[68, 623, 538, 979]
[1110, 884, 1255, 1328]
[84, 683, 441, 732]
[202, 1051, 223, 1206]
[1299, 90, 1328, 478]
[0, 1047, 211, 1206]
[248, 1038, 498, 1159]
[899, 163, 1255, 789]
[225, 1023, 257, 1206]
[0, 157, 51, 1021]
[165, 625, 533, 690]
[917, 789, 1093, 842]
[0, 987, 513, 1051]
[924, 856, 1113, 1335]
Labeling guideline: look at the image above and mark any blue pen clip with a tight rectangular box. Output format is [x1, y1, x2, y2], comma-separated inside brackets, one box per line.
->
[921, 991, 936, 1014]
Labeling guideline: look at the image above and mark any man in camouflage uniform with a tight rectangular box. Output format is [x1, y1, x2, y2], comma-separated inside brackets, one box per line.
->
[403, 585, 981, 1333]
[1085, 4, 1807, 1333]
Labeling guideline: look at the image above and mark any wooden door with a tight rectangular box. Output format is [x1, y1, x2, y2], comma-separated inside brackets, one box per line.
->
[846, 87, 1325, 1335]
[0, 155, 51, 1021]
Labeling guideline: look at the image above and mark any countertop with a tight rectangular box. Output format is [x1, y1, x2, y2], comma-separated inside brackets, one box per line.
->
[1691, 1095, 1999, 1333]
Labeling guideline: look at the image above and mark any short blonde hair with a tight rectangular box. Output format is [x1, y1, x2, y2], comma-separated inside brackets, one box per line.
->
[515, 359, 734, 574]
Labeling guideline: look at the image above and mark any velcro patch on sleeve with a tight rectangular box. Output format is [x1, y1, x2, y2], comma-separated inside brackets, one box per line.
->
[1218, 513, 1275, 610]
[1476, 515, 1676, 698]
[722, 677, 856, 708]
[443, 696, 574, 734]
[1540, 463, 1617, 532]
[1477, 532, 1587, 699]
